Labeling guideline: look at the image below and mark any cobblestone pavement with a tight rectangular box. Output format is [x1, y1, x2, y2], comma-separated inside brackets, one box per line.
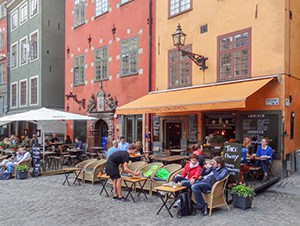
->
[0, 174, 300, 226]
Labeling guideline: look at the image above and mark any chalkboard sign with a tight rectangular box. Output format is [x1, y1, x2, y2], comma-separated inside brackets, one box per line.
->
[152, 116, 160, 141]
[189, 115, 198, 142]
[240, 111, 280, 160]
[223, 143, 242, 182]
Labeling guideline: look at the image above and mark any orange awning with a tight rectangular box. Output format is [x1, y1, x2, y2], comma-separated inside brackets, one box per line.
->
[116, 78, 274, 115]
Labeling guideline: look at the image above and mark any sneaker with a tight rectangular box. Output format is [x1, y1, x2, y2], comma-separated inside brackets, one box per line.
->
[117, 197, 126, 203]
[201, 205, 208, 216]
[112, 196, 118, 201]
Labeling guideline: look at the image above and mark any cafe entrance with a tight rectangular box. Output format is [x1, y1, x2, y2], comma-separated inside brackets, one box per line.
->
[165, 122, 181, 149]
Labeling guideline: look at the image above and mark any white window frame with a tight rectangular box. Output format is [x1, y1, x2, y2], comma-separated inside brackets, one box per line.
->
[0, 62, 5, 85]
[29, 30, 38, 62]
[19, 36, 28, 66]
[19, 2, 28, 26]
[10, 82, 18, 108]
[11, 42, 18, 69]
[0, 95, 5, 115]
[95, 0, 109, 17]
[19, 79, 27, 107]
[74, 0, 85, 27]
[11, 10, 18, 31]
[0, 28, 4, 50]
[30, 0, 38, 18]
[29, 75, 39, 106]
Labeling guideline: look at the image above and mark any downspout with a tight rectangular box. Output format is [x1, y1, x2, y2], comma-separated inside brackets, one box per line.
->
[147, 0, 153, 152]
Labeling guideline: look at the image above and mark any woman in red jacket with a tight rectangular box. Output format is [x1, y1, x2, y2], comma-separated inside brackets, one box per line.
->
[174, 154, 201, 188]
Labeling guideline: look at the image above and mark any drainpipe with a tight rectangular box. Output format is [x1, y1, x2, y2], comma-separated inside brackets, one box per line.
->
[147, 0, 153, 152]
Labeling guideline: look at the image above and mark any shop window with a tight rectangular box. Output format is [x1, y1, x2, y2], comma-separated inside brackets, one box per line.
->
[218, 28, 251, 81]
[124, 115, 142, 143]
[73, 120, 87, 143]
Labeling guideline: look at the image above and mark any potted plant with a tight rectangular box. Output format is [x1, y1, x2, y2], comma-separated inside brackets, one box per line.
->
[9, 144, 18, 151]
[208, 135, 226, 146]
[15, 165, 29, 180]
[231, 184, 255, 210]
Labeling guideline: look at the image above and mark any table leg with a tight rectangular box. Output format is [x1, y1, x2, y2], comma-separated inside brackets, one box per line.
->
[63, 172, 71, 186]
[157, 193, 173, 218]
[99, 178, 109, 197]
[124, 180, 136, 203]
[73, 169, 82, 185]
[137, 180, 148, 200]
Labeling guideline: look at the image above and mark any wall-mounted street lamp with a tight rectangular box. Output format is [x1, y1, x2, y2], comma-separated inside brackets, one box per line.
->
[172, 23, 208, 71]
[65, 92, 86, 109]
[88, 34, 92, 48]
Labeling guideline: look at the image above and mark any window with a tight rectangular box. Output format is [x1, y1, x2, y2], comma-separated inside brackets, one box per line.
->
[169, 0, 191, 17]
[74, 0, 85, 27]
[74, 55, 85, 86]
[11, 10, 18, 31]
[0, 62, 5, 84]
[20, 37, 28, 65]
[120, 37, 138, 76]
[29, 31, 38, 61]
[94, 46, 108, 81]
[11, 42, 18, 69]
[11, 82, 17, 108]
[30, 0, 38, 17]
[0, 30, 4, 50]
[218, 28, 251, 81]
[19, 3, 28, 25]
[95, 0, 108, 17]
[0, 4, 7, 19]
[19, 79, 27, 106]
[0, 96, 5, 115]
[168, 45, 192, 88]
[30, 76, 38, 105]
[120, 0, 133, 5]
[124, 115, 142, 143]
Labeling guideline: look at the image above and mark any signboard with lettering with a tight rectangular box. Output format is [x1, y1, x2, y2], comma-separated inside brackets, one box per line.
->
[223, 143, 242, 181]
[240, 111, 280, 160]
[188, 115, 198, 143]
[152, 116, 160, 141]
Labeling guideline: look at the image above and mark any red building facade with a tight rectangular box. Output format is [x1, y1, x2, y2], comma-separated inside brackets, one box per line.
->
[65, 0, 155, 148]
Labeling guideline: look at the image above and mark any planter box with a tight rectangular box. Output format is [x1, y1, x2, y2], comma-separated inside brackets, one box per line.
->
[233, 196, 252, 210]
[16, 170, 28, 180]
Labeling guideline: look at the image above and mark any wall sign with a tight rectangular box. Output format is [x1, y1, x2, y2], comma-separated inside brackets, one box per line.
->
[265, 98, 279, 106]
[188, 115, 198, 143]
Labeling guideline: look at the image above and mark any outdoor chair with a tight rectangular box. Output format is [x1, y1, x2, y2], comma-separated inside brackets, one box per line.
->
[150, 164, 182, 195]
[135, 162, 164, 195]
[121, 161, 147, 189]
[80, 159, 107, 184]
[76, 158, 97, 179]
[192, 175, 230, 216]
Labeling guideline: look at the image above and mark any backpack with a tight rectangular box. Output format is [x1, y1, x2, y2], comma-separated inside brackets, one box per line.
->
[174, 191, 194, 218]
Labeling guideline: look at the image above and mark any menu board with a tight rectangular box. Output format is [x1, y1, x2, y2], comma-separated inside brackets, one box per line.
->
[189, 115, 198, 142]
[223, 143, 242, 181]
[152, 116, 160, 141]
[240, 112, 280, 159]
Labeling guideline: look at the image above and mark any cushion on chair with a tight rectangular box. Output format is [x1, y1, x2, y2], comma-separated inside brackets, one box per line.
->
[154, 168, 170, 180]
[153, 177, 166, 181]
[142, 165, 159, 177]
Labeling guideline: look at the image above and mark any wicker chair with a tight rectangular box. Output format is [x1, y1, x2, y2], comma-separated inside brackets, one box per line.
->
[121, 161, 147, 188]
[135, 162, 164, 194]
[81, 159, 107, 184]
[76, 158, 97, 179]
[169, 168, 183, 182]
[192, 175, 230, 216]
[150, 164, 182, 195]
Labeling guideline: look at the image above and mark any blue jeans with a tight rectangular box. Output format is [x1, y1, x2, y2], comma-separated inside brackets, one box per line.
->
[254, 160, 271, 173]
[174, 175, 192, 188]
[191, 181, 211, 209]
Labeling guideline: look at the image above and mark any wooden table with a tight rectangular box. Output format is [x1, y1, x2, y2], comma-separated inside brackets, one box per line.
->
[62, 167, 83, 186]
[155, 185, 187, 218]
[1, 149, 17, 158]
[153, 155, 189, 165]
[122, 176, 148, 203]
[91, 147, 104, 152]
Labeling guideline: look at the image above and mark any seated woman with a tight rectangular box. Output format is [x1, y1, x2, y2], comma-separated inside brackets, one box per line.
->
[174, 154, 201, 189]
[192, 144, 205, 168]
[254, 137, 273, 181]
[240, 137, 251, 182]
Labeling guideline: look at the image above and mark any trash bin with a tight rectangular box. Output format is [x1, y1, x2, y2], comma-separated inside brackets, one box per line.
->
[296, 150, 300, 175]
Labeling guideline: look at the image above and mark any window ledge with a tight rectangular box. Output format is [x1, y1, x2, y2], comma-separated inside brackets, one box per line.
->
[73, 22, 86, 29]
[120, 72, 138, 77]
[94, 11, 109, 19]
[168, 8, 192, 19]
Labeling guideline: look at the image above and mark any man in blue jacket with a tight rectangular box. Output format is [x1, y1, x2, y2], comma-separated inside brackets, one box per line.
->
[191, 156, 229, 216]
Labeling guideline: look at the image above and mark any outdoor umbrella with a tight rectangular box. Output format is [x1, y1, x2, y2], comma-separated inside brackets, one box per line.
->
[0, 107, 97, 154]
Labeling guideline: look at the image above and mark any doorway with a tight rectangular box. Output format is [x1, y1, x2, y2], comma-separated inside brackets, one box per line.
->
[94, 120, 108, 147]
[166, 122, 181, 149]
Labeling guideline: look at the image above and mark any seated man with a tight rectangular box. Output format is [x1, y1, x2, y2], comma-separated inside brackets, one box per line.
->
[191, 156, 229, 216]
[254, 137, 273, 181]
[49, 133, 60, 145]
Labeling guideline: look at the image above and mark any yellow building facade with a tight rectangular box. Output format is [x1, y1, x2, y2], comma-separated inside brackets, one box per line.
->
[117, 0, 300, 177]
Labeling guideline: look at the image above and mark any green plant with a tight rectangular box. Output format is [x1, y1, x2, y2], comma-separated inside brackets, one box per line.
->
[9, 144, 18, 149]
[16, 165, 29, 172]
[231, 184, 255, 198]
[208, 135, 226, 144]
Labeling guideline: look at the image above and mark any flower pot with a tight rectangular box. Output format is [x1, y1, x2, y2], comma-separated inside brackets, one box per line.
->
[16, 170, 28, 180]
[233, 196, 252, 210]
